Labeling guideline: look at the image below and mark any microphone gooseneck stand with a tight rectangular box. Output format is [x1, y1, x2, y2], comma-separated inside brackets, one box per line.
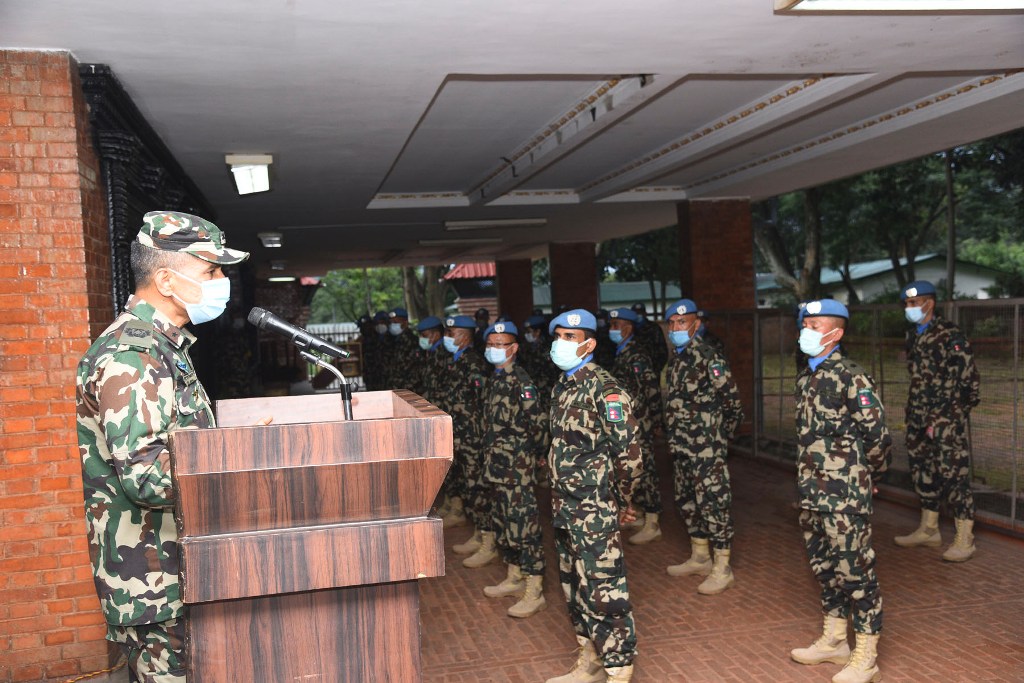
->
[301, 351, 354, 421]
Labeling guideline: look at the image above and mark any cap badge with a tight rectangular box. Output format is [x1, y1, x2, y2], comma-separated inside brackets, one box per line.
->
[806, 301, 822, 315]
[446, 318, 455, 326]
[494, 323, 505, 333]
[677, 305, 687, 314]
[567, 314, 581, 326]
[609, 311, 619, 318]
[906, 287, 918, 297]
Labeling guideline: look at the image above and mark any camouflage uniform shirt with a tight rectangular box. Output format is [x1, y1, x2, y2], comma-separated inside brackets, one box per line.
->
[76, 296, 214, 627]
[664, 336, 742, 445]
[905, 316, 980, 428]
[386, 329, 421, 391]
[548, 361, 644, 530]
[483, 363, 549, 485]
[611, 337, 662, 442]
[795, 350, 892, 515]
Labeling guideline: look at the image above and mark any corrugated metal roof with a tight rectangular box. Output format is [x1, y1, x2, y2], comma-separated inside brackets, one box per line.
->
[443, 262, 496, 280]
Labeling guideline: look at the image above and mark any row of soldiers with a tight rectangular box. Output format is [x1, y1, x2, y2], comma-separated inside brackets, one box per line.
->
[354, 300, 743, 683]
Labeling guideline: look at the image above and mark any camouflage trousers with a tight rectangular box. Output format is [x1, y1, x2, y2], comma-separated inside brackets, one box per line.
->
[463, 447, 494, 532]
[492, 482, 545, 575]
[906, 420, 975, 519]
[670, 439, 733, 549]
[441, 451, 467, 507]
[108, 617, 186, 683]
[799, 510, 882, 635]
[630, 437, 662, 515]
[554, 526, 637, 667]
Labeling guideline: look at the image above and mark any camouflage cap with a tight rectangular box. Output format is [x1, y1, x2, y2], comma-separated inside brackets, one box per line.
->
[136, 211, 249, 265]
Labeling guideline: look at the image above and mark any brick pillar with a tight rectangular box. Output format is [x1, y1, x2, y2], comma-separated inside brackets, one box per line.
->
[677, 199, 755, 434]
[495, 258, 533, 325]
[548, 242, 598, 313]
[0, 50, 114, 681]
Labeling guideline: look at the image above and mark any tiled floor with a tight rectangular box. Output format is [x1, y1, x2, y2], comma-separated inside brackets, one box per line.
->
[421, 449, 1024, 682]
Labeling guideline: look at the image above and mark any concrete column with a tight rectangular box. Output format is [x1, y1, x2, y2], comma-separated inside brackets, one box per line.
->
[496, 259, 533, 325]
[548, 242, 598, 313]
[677, 199, 755, 433]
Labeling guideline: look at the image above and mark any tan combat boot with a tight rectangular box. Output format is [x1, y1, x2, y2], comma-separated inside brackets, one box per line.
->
[942, 518, 976, 562]
[483, 564, 525, 598]
[667, 537, 712, 577]
[435, 496, 451, 518]
[544, 636, 604, 683]
[697, 548, 735, 595]
[452, 527, 481, 555]
[832, 633, 880, 683]
[442, 496, 468, 528]
[462, 530, 498, 568]
[507, 574, 546, 618]
[622, 510, 645, 531]
[790, 615, 851, 665]
[894, 509, 941, 547]
[604, 664, 634, 682]
[628, 511, 662, 545]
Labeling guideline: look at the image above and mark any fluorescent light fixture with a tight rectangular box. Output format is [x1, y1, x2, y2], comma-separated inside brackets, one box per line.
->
[267, 276, 296, 282]
[419, 238, 504, 246]
[443, 218, 547, 231]
[258, 232, 283, 248]
[225, 154, 272, 195]
[778, 0, 1024, 9]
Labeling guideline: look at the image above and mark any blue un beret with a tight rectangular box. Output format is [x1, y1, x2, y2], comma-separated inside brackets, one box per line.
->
[373, 310, 389, 322]
[444, 315, 476, 329]
[665, 299, 699, 321]
[802, 299, 849, 320]
[901, 280, 937, 301]
[416, 316, 443, 331]
[389, 307, 409, 319]
[608, 307, 639, 323]
[524, 314, 546, 329]
[485, 321, 519, 338]
[549, 308, 597, 335]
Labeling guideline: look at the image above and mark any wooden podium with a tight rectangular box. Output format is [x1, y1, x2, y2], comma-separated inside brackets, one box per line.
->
[169, 390, 452, 682]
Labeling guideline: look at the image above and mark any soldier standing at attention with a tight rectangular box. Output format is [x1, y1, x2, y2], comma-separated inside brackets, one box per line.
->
[630, 302, 668, 373]
[76, 211, 250, 682]
[893, 280, 981, 562]
[415, 315, 446, 404]
[662, 299, 743, 595]
[607, 307, 664, 545]
[478, 322, 551, 617]
[545, 309, 642, 683]
[519, 313, 558, 404]
[440, 315, 492, 557]
[384, 307, 420, 390]
[790, 299, 891, 683]
[362, 310, 391, 391]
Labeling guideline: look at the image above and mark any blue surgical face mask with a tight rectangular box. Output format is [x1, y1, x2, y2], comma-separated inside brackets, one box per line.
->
[375, 323, 388, 335]
[609, 329, 623, 344]
[550, 338, 587, 371]
[389, 322, 403, 336]
[443, 335, 459, 353]
[484, 347, 507, 365]
[799, 327, 837, 357]
[171, 270, 230, 325]
[418, 336, 432, 351]
[905, 306, 924, 324]
[524, 331, 539, 344]
[669, 330, 690, 347]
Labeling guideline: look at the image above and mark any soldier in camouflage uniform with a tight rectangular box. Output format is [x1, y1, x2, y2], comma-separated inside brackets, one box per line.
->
[696, 309, 726, 355]
[662, 299, 743, 595]
[545, 309, 642, 683]
[383, 306, 421, 391]
[607, 307, 664, 545]
[630, 302, 668, 374]
[361, 310, 392, 391]
[592, 309, 617, 371]
[519, 314, 559, 408]
[76, 211, 249, 683]
[790, 299, 891, 683]
[415, 315, 446, 404]
[894, 280, 981, 562]
[477, 322, 552, 617]
[437, 315, 491, 551]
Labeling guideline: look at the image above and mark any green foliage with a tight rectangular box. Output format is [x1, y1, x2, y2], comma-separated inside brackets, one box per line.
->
[532, 257, 550, 285]
[959, 238, 1024, 297]
[309, 267, 404, 323]
[597, 225, 680, 314]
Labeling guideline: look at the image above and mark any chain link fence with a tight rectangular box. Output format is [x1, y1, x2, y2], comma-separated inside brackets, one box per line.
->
[744, 299, 1023, 533]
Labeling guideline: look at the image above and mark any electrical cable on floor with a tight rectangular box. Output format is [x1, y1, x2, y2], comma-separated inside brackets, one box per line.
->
[63, 656, 127, 683]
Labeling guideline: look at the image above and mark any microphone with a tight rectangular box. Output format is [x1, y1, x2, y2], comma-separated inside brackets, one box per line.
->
[247, 307, 351, 359]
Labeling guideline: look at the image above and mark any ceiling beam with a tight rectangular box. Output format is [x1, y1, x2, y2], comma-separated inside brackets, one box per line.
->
[467, 74, 681, 206]
[576, 72, 895, 203]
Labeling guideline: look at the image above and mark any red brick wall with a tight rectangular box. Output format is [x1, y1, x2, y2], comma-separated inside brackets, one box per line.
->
[0, 50, 114, 682]
[548, 242, 598, 313]
[677, 199, 756, 433]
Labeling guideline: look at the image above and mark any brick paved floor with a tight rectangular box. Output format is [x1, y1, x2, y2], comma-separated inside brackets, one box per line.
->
[421, 448, 1024, 682]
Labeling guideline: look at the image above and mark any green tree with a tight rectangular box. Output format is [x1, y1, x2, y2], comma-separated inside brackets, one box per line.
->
[309, 267, 404, 323]
[597, 225, 679, 316]
[402, 265, 452, 320]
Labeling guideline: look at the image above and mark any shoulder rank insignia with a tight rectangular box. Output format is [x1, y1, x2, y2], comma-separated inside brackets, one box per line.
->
[632, 362, 643, 375]
[473, 376, 483, 389]
[604, 393, 624, 422]
[521, 384, 537, 400]
[710, 362, 724, 378]
[856, 388, 878, 409]
[118, 321, 154, 350]
[176, 360, 189, 372]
